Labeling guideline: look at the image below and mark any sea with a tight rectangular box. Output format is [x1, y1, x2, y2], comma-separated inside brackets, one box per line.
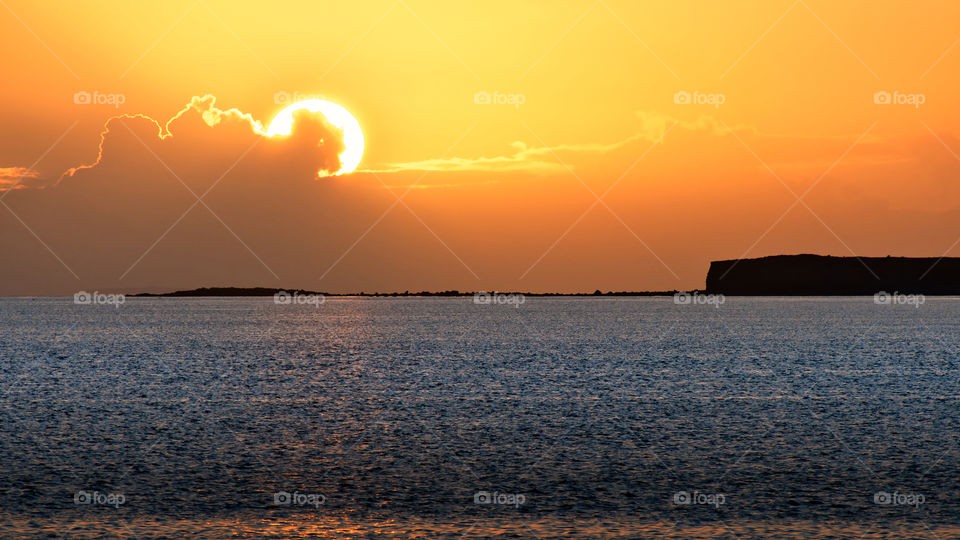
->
[0, 296, 957, 538]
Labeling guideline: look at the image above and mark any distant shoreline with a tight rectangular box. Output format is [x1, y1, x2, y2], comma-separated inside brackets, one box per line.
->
[129, 287, 680, 297]
[9, 254, 960, 298]
[5, 290, 960, 298]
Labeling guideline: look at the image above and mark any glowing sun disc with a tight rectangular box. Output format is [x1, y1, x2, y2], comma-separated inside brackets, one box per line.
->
[267, 99, 364, 175]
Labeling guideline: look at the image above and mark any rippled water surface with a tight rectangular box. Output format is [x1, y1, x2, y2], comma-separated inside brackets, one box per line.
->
[1, 297, 958, 538]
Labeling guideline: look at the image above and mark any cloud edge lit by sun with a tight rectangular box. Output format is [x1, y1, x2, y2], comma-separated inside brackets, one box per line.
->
[58, 95, 364, 184]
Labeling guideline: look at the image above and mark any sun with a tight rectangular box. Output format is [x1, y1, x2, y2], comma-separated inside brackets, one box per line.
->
[267, 99, 364, 175]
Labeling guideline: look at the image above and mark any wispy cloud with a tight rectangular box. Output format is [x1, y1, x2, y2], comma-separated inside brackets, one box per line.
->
[0, 167, 40, 190]
[363, 111, 748, 177]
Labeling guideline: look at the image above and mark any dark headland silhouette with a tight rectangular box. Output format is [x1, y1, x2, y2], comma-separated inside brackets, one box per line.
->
[707, 255, 960, 295]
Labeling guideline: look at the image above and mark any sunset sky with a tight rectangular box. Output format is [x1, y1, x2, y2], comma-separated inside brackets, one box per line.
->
[1, 0, 959, 295]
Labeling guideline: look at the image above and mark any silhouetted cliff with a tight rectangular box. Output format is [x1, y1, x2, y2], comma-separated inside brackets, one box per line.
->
[706, 255, 960, 295]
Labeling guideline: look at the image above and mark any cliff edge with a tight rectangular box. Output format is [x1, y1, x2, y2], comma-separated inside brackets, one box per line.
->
[706, 254, 960, 295]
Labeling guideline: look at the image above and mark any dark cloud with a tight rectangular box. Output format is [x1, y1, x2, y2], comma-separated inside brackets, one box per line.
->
[0, 96, 387, 295]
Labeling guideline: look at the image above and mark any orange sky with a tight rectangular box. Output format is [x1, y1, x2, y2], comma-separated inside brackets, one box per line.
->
[1, 0, 959, 295]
